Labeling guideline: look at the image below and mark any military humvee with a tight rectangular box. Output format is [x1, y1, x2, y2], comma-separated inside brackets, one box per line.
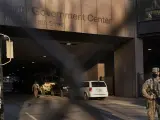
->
[34, 73, 59, 95]
[39, 75, 58, 95]
[40, 81, 55, 95]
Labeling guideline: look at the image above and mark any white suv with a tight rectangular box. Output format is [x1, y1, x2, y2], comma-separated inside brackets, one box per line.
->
[80, 81, 108, 100]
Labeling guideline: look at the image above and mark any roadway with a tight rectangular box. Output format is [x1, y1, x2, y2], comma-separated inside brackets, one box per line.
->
[4, 94, 148, 120]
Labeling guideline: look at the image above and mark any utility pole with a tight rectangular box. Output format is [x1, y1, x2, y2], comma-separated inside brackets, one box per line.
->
[0, 35, 4, 120]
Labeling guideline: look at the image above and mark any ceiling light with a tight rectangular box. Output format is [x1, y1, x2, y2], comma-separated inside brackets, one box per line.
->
[43, 56, 46, 58]
[22, 67, 25, 68]
[148, 48, 152, 51]
[32, 62, 35, 63]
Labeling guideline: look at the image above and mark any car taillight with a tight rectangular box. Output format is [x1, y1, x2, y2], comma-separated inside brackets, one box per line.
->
[89, 88, 92, 92]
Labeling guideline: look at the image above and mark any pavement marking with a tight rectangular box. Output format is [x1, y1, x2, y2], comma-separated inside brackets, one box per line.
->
[25, 112, 38, 120]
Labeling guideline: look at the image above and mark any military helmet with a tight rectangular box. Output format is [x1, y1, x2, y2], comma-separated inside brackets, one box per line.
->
[152, 67, 160, 73]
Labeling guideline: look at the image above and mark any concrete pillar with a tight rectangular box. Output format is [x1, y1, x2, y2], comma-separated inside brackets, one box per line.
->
[97, 63, 105, 79]
[84, 63, 105, 81]
[114, 38, 143, 97]
[104, 55, 114, 95]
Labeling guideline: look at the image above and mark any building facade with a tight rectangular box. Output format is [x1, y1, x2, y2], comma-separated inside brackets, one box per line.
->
[0, 0, 149, 97]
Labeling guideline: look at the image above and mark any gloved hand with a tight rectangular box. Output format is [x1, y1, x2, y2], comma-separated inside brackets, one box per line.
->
[150, 95, 156, 100]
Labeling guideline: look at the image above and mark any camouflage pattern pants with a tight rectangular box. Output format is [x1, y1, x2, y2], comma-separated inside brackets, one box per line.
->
[147, 100, 160, 120]
[33, 88, 38, 98]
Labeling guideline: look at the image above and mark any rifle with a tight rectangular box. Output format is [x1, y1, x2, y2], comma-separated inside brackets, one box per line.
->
[152, 78, 160, 105]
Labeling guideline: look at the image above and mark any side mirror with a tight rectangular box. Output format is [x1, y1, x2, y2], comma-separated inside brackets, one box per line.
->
[6, 40, 14, 59]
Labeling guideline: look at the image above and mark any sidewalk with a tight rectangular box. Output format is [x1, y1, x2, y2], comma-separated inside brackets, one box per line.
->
[102, 96, 152, 120]
[107, 96, 146, 107]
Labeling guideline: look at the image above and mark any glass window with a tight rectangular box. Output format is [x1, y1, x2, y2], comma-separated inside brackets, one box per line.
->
[91, 82, 106, 87]
[81, 82, 89, 87]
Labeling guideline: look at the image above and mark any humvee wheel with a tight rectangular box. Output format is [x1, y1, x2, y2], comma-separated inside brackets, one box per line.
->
[51, 91, 54, 96]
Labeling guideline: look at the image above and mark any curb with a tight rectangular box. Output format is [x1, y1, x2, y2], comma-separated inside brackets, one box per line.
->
[107, 96, 145, 102]
[106, 101, 145, 108]
[103, 106, 135, 120]
[93, 99, 146, 120]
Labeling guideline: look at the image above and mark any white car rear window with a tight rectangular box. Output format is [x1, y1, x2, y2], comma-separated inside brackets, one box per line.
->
[91, 82, 106, 87]
[81, 82, 89, 87]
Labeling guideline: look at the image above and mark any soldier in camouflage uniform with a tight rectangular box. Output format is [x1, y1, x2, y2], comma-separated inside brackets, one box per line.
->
[142, 67, 160, 120]
[32, 81, 40, 98]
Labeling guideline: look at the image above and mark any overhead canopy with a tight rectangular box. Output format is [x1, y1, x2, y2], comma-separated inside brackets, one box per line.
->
[1, 26, 130, 76]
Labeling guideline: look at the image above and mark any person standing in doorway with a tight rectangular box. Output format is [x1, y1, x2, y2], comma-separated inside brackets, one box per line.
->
[99, 76, 103, 81]
[142, 67, 160, 120]
[32, 81, 40, 98]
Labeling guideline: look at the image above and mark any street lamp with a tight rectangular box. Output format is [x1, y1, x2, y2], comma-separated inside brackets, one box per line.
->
[0, 33, 14, 66]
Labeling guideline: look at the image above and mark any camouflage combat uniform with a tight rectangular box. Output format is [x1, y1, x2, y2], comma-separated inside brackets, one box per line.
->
[142, 68, 160, 120]
[32, 83, 39, 98]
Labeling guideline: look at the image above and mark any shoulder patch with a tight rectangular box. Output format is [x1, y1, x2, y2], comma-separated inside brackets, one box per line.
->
[144, 78, 153, 86]
[146, 79, 152, 83]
